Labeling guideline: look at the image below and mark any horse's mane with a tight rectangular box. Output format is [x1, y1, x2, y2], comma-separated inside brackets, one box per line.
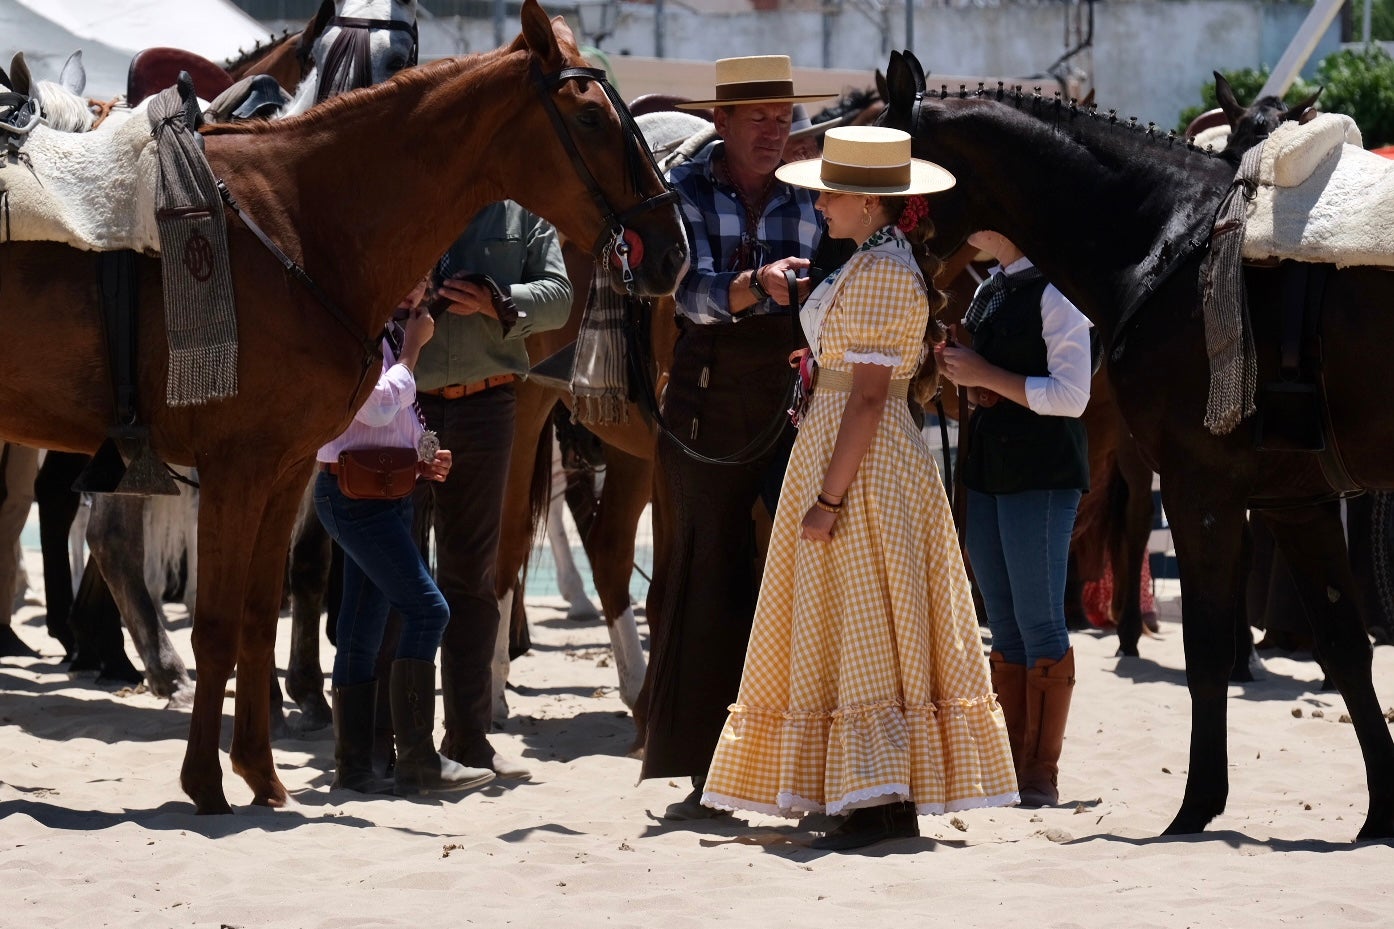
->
[202, 53, 491, 136]
[33, 80, 94, 132]
[934, 82, 1230, 169]
[814, 86, 878, 124]
[223, 30, 298, 73]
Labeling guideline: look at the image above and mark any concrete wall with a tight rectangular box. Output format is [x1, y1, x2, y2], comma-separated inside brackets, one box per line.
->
[262, 2, 1342, 128]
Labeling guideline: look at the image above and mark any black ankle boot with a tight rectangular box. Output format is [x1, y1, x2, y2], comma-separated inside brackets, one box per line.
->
[331, 680, 394, 795]
[389, 659, 495, 797]
[811, 801, 919, 851]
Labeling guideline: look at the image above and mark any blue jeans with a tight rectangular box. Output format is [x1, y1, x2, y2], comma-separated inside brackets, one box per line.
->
[966, 487, 1080, 667]
[313, 471, 449, 686]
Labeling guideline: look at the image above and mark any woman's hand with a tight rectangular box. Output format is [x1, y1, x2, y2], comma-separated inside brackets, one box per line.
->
[800, 505, 837, 542]
[421, 449, 452, 482]
[935, 342, 992, 388]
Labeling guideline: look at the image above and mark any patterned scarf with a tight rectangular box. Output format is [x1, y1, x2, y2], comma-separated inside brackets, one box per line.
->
[962, 263, 1045, 333]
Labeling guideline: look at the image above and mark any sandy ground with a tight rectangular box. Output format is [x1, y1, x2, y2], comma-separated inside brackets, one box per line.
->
[3, 546, 1394, 929]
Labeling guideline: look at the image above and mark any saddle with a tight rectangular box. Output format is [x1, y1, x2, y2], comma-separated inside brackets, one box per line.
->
[127, 47, 233, 108]
[1242, 113, 1394, 269]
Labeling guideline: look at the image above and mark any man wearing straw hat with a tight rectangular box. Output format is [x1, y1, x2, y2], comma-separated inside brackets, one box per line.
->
[641, 55, 835, 820]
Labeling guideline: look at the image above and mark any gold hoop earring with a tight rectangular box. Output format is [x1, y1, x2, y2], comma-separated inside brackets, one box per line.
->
[862, 207, 871, 227]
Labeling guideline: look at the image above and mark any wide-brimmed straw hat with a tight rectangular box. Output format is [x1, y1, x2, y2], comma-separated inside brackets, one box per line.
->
[676, 56, 837, 110]
[788, 103, 847, 140]
[775, 126, 955, 195]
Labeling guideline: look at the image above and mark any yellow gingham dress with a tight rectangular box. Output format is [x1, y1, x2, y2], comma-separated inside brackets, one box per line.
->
[701, 231, 1019, 817]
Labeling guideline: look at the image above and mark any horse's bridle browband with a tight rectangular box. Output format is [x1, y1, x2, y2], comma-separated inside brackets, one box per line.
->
[531, 62, 680, 290]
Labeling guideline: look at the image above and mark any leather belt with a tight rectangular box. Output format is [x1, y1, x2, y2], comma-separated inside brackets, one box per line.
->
[812, 367, 911, 399]
[319, 461, 341, 475]
[419, 374, 516, 400]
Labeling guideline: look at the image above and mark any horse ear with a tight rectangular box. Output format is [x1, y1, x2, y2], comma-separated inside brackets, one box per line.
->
[1285, 86, 1323, 123]
[904, 51, 927, 91]
[59, 50, 86, 96]
[1214, 71, 1245, 126]
[874, 68, 888, 106]
[884, 50, 918, 117]
[10, 52, 30, 97]
[520, 0, 562, 67]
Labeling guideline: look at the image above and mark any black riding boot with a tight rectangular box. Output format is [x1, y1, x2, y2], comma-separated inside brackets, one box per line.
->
[331, 680, 394, 795]
[390, 659, 495, 797]
[811, 801, 920, 851]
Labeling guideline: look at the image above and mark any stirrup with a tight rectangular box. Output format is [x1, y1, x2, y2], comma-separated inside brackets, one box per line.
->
[72, 427, 180, 496]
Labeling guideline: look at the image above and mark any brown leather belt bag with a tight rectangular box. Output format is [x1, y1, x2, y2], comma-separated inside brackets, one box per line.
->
[335, 448, 419, 499]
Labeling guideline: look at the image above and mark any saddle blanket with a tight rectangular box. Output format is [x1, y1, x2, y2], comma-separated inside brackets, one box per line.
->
[0, 101, 162, 254]
[1242, 113, 1394, 269]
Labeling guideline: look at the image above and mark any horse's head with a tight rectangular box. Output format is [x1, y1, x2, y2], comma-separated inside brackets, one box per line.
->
[1215, 71, 1323, 158]
[1, 51, 93, 133]
[280, 0, 418, 113]
[496, 0, 688, 297]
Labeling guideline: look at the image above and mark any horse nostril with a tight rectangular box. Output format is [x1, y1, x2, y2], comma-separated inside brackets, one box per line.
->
[661, 242, 690, 283]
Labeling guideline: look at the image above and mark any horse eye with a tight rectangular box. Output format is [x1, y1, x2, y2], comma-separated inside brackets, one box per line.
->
[576, 104, 603, 129]
[386, 55, 408, 73]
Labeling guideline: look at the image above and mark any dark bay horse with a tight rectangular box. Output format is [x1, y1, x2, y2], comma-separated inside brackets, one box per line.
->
[0, 1, 686, 814]
[878, 52, 1394, 840]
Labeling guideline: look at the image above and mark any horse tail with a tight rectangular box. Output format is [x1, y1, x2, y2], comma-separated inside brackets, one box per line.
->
[142, 468, 199, 612]
[1372, 491, 1394, 641]
[527, 414, 555, 553]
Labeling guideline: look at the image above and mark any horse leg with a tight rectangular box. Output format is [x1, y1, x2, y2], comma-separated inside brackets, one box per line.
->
[1162, 490, 1248, 835]
[228, 465, 312, 808]
[86, 495, 195, 707]
[1111, 436, 1155, 656]
[583, 447, 652, 716]
[1261, 503, 1394, 840]
[286, 478, 332, 732]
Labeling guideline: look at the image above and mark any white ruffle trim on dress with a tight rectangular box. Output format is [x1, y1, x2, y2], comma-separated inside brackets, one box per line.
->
[700, 786, 1020, 819]
[842, 350, 901, 366]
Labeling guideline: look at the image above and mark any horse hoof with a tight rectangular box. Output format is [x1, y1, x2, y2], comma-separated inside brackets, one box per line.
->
[1163, 804, 1221, 836]
[295, 699, 332, 734]
[1115, 645, 1141, 659]
[252, 784, 289, 808]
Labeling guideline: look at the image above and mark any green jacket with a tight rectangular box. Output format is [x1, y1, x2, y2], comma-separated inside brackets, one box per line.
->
[413, 201, 572, 391]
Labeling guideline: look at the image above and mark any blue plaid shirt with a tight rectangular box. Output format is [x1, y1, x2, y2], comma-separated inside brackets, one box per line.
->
[668, 139, 823, 326]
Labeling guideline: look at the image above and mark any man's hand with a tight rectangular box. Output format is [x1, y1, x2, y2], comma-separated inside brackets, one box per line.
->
[759, 256, 812, 307]
[436, 276, 499, 319]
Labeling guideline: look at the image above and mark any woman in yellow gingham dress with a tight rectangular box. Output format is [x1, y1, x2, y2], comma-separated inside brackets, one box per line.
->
[700, 127, 1018, 850]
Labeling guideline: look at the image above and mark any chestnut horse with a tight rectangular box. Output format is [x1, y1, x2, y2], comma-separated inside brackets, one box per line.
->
[879, 51, 1394, 840]
[0, 1, 686, 813]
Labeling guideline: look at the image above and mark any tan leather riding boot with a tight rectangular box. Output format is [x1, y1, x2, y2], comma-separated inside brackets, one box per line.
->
[989, 650, 1028, 773]
[1019, 648, 1075, 808]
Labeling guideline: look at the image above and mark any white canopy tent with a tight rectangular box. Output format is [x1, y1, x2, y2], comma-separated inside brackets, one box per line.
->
[2, 0, 272, 97]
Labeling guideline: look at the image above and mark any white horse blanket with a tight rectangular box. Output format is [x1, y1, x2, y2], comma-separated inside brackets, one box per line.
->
[1241, 113, 1394, 269]
[0, 102, 162, 254]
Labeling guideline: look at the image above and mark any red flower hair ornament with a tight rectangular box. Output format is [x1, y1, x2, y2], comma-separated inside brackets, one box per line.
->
[896, 194, 929, 234]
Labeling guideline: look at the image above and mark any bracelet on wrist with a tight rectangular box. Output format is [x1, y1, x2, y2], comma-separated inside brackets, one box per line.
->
[818, 491, 845, 505]
[813, 498, 842, 514]
[748, 266, 771, 302]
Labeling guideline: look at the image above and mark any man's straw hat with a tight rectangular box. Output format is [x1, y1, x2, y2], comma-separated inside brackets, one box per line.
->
[676, 55, 837, 110]
[775, 126, 955, 196]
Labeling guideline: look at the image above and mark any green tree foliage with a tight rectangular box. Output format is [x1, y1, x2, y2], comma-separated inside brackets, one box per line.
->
[1177, 46, 1394, 148]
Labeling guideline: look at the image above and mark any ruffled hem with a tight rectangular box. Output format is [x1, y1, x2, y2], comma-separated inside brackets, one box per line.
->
[703, 693, 1019, 817]
[700, 787, 1020, 819]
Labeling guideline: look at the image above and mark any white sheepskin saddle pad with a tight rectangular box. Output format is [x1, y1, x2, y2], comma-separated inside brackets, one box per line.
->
[0, 102, 162, 255]
[1242, 113, 1394, 269]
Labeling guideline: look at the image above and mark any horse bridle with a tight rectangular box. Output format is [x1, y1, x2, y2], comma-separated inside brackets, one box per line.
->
[314, 14, 419, 104]
[530, 62, 680, 291]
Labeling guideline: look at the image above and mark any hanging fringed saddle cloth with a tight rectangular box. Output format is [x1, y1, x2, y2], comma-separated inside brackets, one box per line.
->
[570, 258, 631, 426]
[148, 81, 238, 406]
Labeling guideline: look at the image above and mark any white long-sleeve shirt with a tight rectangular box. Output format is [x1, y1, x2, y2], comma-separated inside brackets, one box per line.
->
[316, 333, 423, 463]
[990, 257, 1093, 418]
